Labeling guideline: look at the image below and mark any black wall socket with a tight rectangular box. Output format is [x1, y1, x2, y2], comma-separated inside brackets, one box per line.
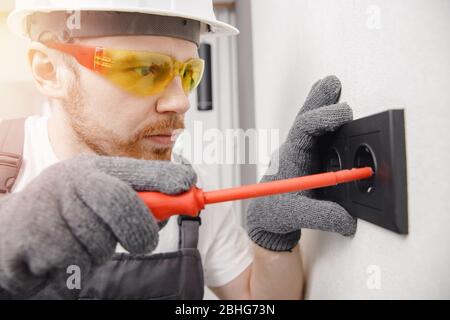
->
[318, 110, 408, 234]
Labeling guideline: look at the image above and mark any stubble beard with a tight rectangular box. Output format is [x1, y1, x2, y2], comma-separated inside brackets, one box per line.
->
[63, 79, 185, 161]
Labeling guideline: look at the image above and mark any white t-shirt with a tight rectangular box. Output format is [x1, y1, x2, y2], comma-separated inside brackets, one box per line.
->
[12, 115, 253, 288]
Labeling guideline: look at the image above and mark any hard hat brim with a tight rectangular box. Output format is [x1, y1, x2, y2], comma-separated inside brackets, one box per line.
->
[7, 7, 240, 40]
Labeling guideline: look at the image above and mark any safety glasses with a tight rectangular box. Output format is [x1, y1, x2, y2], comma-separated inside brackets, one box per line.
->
[46, 42, 205, 97]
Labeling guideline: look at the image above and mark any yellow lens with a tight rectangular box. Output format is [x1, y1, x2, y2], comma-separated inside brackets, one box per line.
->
[95, 48, 204, 97]
[181, 59, 205, 94]
[98, 49, 173, 96]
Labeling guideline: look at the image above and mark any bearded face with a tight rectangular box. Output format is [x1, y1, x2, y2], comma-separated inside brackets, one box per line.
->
[64, 81, 185, 161]
[54, 36, 196, 161]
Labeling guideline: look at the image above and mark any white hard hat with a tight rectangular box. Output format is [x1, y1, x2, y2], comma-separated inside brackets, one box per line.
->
[7, 0, 240, 39]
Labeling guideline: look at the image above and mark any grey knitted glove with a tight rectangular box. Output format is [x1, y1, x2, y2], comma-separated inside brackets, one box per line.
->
[246, 75, 357, 252]
[0, 155, 197, 296]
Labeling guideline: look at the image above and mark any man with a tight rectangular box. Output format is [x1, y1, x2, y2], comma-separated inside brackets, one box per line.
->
[0, 0, 356, 300]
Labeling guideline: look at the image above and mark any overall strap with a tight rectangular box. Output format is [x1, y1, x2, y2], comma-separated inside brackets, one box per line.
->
[0, 118, 26, 195]
[178, 215, 201, 249]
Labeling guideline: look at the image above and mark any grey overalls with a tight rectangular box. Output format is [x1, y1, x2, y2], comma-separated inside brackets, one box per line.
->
[0, 119, 205, 300]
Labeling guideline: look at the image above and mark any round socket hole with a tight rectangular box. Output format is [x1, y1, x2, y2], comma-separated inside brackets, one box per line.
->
[325, 148, 342, 172]
[354, 145, 376, 194]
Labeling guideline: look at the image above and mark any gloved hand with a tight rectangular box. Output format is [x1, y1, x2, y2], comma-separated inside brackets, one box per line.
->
[0, 155, 197, 296]
[246, 75, 357, 252]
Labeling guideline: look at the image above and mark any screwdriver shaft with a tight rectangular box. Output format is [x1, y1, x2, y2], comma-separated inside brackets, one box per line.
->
[203, 167, 373, 205]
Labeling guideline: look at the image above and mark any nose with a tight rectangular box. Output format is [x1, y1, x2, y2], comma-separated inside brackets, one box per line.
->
[155, 77, 191, 114]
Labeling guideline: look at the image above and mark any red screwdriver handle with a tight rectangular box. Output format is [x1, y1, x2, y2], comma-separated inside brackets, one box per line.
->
[138, 187, 205, 221]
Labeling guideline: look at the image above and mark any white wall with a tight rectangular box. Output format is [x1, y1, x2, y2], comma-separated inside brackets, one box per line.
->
[249, 0, 450, 299]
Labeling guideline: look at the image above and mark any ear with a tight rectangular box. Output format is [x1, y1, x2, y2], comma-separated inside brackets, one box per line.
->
[28, 41, 70, 100]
